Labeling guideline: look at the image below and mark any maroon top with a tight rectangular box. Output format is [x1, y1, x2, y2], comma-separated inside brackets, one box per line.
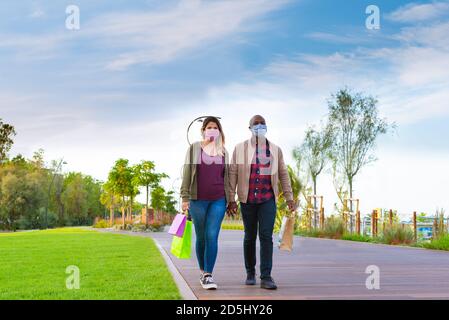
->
[197, 148, 225, 201]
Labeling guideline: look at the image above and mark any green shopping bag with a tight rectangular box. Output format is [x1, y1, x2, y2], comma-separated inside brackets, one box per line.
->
[170, 220, 192, 259]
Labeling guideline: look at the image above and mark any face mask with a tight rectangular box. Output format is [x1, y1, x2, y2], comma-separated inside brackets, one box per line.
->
[251, 124, 267, 137]
[204, 128, 220, 141]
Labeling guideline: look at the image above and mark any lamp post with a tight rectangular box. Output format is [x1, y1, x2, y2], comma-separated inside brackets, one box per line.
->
[45, 158, 67, 229]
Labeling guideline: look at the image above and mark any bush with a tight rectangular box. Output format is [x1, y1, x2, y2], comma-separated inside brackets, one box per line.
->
[131, 224, 147, 232]
[93, 219, 109, 229]
[420, 234, 449, 251]
[342, 233, 375, 243]
[381, 224, 415, 245]
[322, 216, 345, 239]
[17, 208, 58, 230]
[147, 221, 164, 232]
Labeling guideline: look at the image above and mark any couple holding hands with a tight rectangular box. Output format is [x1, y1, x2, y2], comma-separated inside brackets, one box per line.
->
[180, 115, 296, 290]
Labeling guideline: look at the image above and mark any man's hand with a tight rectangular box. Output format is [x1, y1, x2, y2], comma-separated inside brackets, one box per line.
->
[227, 201, 238, 216]
[286, 200, 296, 212]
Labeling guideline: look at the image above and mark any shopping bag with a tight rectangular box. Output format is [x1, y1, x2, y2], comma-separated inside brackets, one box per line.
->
[168, 213, 187, 237]
[278, 215, 295, 252]
[170, 220, 192, 259]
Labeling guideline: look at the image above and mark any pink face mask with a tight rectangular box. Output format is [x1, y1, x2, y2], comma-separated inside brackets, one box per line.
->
[204, 128, 220, 141]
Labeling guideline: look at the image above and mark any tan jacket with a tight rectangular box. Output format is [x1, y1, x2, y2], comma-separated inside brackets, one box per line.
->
[229, 138, 293, 204]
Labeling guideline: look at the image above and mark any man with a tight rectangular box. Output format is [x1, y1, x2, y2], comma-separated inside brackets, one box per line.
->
[228, 115, 295, 290]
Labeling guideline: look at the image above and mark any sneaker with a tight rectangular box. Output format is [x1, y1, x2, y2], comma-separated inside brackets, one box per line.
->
[200, 273, 218, 290]
[260, 277, 278, 290]
[245, 274, 256, 286]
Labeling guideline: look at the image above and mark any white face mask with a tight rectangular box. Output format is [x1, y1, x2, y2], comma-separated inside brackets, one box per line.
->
[251, 124, 267, 137]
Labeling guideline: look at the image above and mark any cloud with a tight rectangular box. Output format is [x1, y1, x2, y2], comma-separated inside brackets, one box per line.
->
[0, 0, 290, 69]
[29, 8, 45, 18]
[87, 0, 290, 70]
[387, 1, 449, 22]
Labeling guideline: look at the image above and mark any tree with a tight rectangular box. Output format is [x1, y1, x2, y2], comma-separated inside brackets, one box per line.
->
[293, 123, 332, 213]
[327, 88, 395, 212]
[0, 118, 16, 163]
[108, 159, 133, 227]
[151, 186, 167, 219]
[62, 173, 88, 226]
[164, 190, 178, 215]
[133, 161, 168, 226]
[100, 181, 118, 226]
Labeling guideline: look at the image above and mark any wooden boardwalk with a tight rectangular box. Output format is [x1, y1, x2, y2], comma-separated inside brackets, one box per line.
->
[151, 229, 449, 300]
[106, 228, 449, 300]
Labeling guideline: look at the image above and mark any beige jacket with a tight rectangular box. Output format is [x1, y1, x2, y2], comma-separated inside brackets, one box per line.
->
[229, 138, 293, 204]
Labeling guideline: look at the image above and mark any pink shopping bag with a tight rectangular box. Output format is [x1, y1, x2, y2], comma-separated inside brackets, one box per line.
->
[168, 213, 187, 237]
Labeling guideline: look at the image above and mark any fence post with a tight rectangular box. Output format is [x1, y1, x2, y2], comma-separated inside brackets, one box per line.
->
[356, 211, 361, 235]
[320, 207, 325, 230]
[413, 211, 417, 242]
[433, 216, 438, 240]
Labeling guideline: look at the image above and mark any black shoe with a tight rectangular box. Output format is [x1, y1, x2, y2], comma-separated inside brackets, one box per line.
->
[245, 274, 256, 286]
[260, 277, 277, 290]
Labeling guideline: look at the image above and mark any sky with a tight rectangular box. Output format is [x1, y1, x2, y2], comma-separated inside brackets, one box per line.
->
[1, 0, 449, 219]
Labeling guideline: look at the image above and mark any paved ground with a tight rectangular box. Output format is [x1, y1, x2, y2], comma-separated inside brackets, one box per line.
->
[109, 229, 449, 300]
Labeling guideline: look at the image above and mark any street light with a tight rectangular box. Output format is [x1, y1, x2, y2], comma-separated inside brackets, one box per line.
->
[45, 158, 67, 229]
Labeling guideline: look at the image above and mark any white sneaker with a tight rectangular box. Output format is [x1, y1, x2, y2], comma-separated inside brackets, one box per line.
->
[200, 273, 218, 290]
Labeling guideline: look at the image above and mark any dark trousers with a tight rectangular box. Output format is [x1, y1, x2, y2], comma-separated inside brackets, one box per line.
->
[240, 197, 276, 280]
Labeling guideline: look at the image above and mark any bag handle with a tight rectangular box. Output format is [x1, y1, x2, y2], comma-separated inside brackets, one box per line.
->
[182, 209, 192, 221]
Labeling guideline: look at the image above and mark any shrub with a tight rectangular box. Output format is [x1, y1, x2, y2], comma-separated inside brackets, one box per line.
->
[381, 224, 415, 245]
[421, 234, 449, 251]
[147, 221, 163, 232]
[322, 216, 345, 239]
[131, 224, 147, 232]
[342, 233, 375, 243]
[93, 219, 109, 229]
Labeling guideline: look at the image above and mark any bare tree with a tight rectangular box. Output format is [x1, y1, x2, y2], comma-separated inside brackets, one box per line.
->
[293, 123, 332, 212]
[327, 88, 395, 212]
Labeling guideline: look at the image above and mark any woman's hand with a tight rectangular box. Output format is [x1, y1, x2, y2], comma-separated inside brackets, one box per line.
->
[182, 201, 190, 213]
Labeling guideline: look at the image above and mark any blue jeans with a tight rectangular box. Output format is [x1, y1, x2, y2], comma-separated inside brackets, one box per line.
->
[240, 197, 277, 279]
[189, 197, 226, 274]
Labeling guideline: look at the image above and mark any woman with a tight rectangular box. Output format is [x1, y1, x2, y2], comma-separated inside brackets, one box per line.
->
[180, 116, 231, 290]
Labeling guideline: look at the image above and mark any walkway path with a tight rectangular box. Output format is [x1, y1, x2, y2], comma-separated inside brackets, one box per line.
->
[108, 229, 449, 300]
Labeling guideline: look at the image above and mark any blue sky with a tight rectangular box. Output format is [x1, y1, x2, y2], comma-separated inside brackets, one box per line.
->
[1, 0, 449, 216]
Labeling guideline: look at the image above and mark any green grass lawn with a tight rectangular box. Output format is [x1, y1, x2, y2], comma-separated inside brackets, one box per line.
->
[0, 228, 181, 300]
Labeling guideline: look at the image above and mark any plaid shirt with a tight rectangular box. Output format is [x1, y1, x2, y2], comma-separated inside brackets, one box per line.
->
[247, 138, 274, 204]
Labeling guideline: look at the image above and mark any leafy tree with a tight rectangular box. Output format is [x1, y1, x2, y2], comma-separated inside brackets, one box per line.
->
[133, 161, 168, 226]
[0, 118, 16, 163]
[164, 190, 178, 214]
[327, 88, 395, 212]
[108, 159, 133, 227]
[100, 181, 119, 225]
[62, 172, 88, 225]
